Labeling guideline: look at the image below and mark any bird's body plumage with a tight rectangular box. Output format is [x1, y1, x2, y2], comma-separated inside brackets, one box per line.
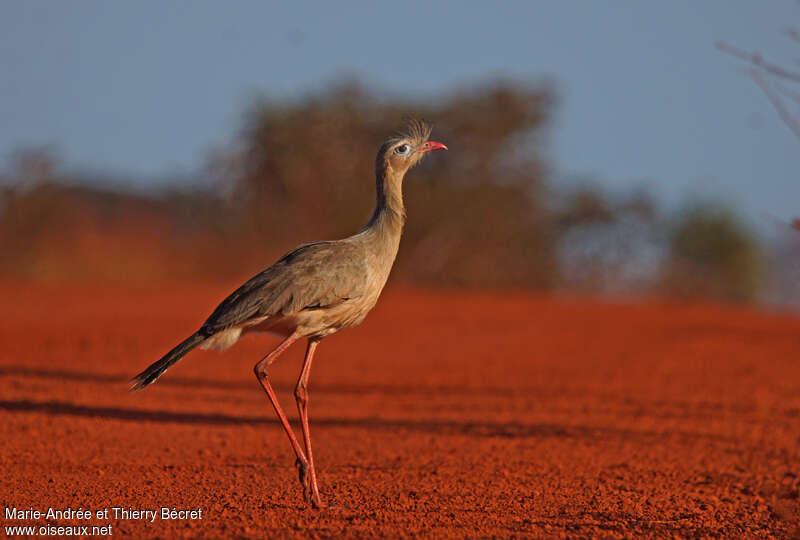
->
[201, 228, 399, 346]
[130, 120, 446, 508]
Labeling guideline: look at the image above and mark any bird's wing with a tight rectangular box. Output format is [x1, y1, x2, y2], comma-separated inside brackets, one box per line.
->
[201, 241, 369, 334]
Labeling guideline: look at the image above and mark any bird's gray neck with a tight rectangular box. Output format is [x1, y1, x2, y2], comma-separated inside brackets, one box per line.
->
[360, 163, 405, 259]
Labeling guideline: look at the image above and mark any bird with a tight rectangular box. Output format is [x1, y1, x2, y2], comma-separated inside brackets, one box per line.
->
[130, 120, 447, 508]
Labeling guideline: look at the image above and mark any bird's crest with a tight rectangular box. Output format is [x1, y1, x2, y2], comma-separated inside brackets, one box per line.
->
[401, 117, 433, 145]
[386, 117, 433, 147]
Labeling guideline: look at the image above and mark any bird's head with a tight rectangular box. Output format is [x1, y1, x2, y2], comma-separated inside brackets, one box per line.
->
[377, 119, 447, 179]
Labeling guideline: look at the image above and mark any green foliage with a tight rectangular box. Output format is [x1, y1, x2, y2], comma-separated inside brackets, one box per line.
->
[661, 204, 762, 303]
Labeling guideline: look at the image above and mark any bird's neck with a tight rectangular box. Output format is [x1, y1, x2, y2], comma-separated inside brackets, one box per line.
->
[361, 163, 405, 250]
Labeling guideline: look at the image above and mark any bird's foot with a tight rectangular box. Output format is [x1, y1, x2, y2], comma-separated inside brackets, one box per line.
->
[294, 458, 325, 509]
[307, 478, 323, 509]
[294, 458, 312, 503]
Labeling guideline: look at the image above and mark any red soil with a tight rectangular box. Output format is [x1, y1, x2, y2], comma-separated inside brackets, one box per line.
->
[1, 282, 799, 538]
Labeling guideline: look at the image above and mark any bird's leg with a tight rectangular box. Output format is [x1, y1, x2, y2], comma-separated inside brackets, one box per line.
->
[295, 338, 322, 508]
[253, 332, 311, 496]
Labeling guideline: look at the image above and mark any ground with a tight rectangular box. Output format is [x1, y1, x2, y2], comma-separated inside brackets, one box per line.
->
[1, 282, 799, 539]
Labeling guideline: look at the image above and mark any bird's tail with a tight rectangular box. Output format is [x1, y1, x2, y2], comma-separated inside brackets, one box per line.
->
[130, 332, 206, 391]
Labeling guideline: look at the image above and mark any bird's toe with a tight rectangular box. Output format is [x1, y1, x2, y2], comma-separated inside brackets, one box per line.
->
[294, 458, 312, 502]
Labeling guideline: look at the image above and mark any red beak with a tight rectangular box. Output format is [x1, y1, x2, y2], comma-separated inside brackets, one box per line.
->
[420, 141, 448, 153]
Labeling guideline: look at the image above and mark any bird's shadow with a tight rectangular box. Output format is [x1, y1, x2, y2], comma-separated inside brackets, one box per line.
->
[0, 398, 575, 439]
[0, 365, 729, 441]
[0, 364, 513, 397]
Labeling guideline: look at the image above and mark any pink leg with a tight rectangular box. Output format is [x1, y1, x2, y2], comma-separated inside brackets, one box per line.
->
[295, 339, 322, 508]
[253, 332, 310, 500]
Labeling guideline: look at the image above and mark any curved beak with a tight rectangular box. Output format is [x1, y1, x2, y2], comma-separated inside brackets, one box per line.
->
[419, 140, 448, 153]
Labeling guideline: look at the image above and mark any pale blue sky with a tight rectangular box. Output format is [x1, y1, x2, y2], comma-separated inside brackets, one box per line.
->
[1, 1, 797, 221]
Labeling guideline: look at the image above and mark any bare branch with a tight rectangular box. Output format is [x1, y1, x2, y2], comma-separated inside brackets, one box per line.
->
[750, 67, 800, 140]
[717, 41, 800, 83]
[776, 81, 800, 105]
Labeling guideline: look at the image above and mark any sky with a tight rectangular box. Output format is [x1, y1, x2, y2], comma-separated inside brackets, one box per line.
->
[1, 1, 798, 222]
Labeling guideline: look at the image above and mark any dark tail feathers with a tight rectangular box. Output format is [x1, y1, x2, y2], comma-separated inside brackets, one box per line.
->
[130, 332, 206, 391]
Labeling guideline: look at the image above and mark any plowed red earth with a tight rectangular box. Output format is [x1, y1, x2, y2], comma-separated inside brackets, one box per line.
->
[2, 282, 799, 539]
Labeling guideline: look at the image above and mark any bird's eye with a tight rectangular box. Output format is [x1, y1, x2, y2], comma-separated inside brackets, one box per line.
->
[394, 144, 410, 155]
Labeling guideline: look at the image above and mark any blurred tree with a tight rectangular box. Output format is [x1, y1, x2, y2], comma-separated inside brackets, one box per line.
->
[556, 184, 662, 295]
[215, 79, 558, 288]
[717, 14, 799, 304]
[1, 80, 769, 302]
[660, 204, 762, 303]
